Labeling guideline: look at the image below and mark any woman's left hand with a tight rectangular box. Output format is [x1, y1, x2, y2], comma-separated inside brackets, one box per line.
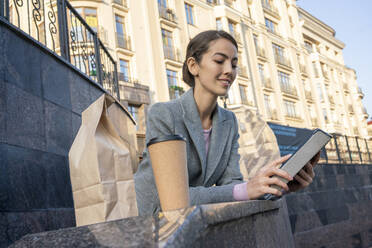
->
[288, 151, 320, 192]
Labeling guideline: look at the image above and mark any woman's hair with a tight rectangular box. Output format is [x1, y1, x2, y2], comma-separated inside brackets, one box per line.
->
[182, 30, 238, 87]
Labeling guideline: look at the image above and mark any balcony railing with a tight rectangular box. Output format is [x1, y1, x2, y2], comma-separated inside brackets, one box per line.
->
[116, 33, 131, 50]
[158, 5, 177, 24]
[285, 114, 302, 120]
[112, 0, 127, 8]
[305, 90, 313, 100]
[353, 127, 359, 136]
[348, 105, 354, 113]
[300, 64, 307, 74]
[169, 85, 185, 100]
[328, 95, 335, 105]
[262, 78, 272, 89]
[311, 118, 318, 127]
[261, 1, 280, 18]
[163, 46, 182, 62]
[358, 87, 364, 98]
[343, 82, 349, 92]
[206, 0, 219, 5]
[238, 66, 248, 78]
[255, 46, 266, 58]
[0, 0, 120, 100]
[223, 0, 234, 8]
[267, 109, 278, 120]
[274, 54, 291, 68]
[280, 84, 297, 96]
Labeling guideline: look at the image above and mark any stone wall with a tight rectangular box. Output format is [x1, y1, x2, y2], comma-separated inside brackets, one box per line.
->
[287, 163, 372, 248]
[0, 19, 135, 247]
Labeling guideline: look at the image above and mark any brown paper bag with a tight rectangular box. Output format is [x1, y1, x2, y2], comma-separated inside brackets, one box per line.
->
[69, 94, 138, 226]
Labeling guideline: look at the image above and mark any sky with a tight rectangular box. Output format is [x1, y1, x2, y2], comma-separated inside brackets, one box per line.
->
[296, 0, 372, 121]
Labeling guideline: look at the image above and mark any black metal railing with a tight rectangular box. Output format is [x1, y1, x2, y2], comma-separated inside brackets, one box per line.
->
[1, 0, 120, 100]
[324, 134, 372, 164]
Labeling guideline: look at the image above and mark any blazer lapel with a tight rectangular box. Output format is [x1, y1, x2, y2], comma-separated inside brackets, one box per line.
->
[180, 90, 207, 176]
[205, 106, 232, 184]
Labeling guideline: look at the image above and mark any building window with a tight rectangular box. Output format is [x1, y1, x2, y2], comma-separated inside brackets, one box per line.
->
[119, 59, 130, 82]
[128, 104, 140, 131]
[317, 84, 324, 102]
[115, 15, 130, 49]
[258, 64, 265, 83]
[323, 108, 328, 123]
[304, 41, 313, 53]
[161, 29, 175, 60]
[272, 43, 284, 59]
[73, 8, 97, 42]
[184, 3, 194, 25]
[253, 34, 259, 49]
[278, 71, 291, 91]
[216, 18, 223, 30]
[167, 69, 183, 99]
[283, 100, 297, 118]
[265, 18, 276, 34]
[227, 88, 235, 104]
[264, 94, 271, 117]
[239, 84, 248, 105]
[158, 0, 167, 7]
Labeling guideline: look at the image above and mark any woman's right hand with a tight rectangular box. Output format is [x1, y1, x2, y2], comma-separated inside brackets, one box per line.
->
[246, 155, 293, 200]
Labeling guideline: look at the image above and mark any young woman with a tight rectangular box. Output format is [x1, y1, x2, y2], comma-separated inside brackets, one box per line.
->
[134, 30, 319, 216]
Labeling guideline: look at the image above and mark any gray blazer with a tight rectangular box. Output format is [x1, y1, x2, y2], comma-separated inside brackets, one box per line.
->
[134, 89, 243, 216]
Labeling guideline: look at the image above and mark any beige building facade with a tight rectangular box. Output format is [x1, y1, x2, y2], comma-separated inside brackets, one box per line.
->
[8, 0, 369, 148]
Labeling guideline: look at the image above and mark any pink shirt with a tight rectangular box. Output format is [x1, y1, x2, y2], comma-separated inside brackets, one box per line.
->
[203, 127, 212, 155]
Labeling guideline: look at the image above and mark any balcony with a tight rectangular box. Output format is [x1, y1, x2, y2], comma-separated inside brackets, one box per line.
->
[255, 46, 266, 59]
[242, 98, 255, 106]
[158, 5, 177, 24]
[238, 66, 249, 78]
[230, 31, 241, 44]
[348, 104, 354, 113]
[206, 0, 218, 5]
[322, 70, 329, 81]
[163, 46, 182, 63]
[358, 87, 364, 98]
[267, 109, 279, 120]
[274, 54, 292, 69]
[343, 82, 349, 92]
[112, 0, 127, 8]
[261, 1, 280, 19]
[305, 90, 313, 101]
[169, 85, 185, 100]
[362, 107, 369, 119]
[262, 77, 272, 89]
[280, 84, 298, 97]
[116, 33, 131, 50]
[311, 118, 318, 127]
[328, 95, 335, 105]
[285, 113, 302, 121]
[222, 0, 234, 8]
[353, 127, 359, 136]
[299, 64, 307, 75]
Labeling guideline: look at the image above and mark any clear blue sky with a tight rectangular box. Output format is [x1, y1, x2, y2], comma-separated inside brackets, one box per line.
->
[297, 0, 372, 120]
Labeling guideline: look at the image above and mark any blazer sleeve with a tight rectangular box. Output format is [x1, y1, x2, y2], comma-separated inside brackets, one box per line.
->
[188, 112, 244, 206]
[146, 103, 242, 206]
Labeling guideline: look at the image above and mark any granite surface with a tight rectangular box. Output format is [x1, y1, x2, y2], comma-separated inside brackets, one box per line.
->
[11, 200, 295, 248]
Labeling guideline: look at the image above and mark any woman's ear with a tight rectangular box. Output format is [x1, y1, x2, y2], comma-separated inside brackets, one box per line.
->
[187, 57, 199, 77]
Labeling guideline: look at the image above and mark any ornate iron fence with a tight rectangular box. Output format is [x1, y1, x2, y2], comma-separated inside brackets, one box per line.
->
[0, 0, 120, 100]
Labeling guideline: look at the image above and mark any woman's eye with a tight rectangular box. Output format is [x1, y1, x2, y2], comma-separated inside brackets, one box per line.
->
[232, 64, 238, 69]
[215, 60, 224, 64]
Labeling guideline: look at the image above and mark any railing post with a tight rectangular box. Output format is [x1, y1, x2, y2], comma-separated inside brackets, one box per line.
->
[0, 0, 8, 19]
[93, 34, 103, 86]
[57, 0, 70, 61]
[113, 61, 120, 100]
[333, 135, 342, 164]
[365, 139, 372, 163]
[344, 135, 352, 164]
[355, 137, 362, 164]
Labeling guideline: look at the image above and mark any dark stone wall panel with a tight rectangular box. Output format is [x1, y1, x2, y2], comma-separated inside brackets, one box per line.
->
[0, 80, 5, 143]
[41, 54, 72, 110]
[0, 209, 75, 248]
[4, 29, 42, 98]
[5, 83, 46, 151]
[44, 101, 72, 156]
[0, 143, 73, 210]
[69, 72, 92, 115]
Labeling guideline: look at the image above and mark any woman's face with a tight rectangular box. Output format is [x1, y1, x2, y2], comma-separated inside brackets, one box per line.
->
[194, 38, 238, 97]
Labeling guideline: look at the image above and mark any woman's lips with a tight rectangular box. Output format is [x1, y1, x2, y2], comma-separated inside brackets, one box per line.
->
[219, 79, 231, 87]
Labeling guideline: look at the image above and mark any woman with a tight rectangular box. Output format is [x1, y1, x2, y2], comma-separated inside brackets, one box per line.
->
[134, 30, 318, 216]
